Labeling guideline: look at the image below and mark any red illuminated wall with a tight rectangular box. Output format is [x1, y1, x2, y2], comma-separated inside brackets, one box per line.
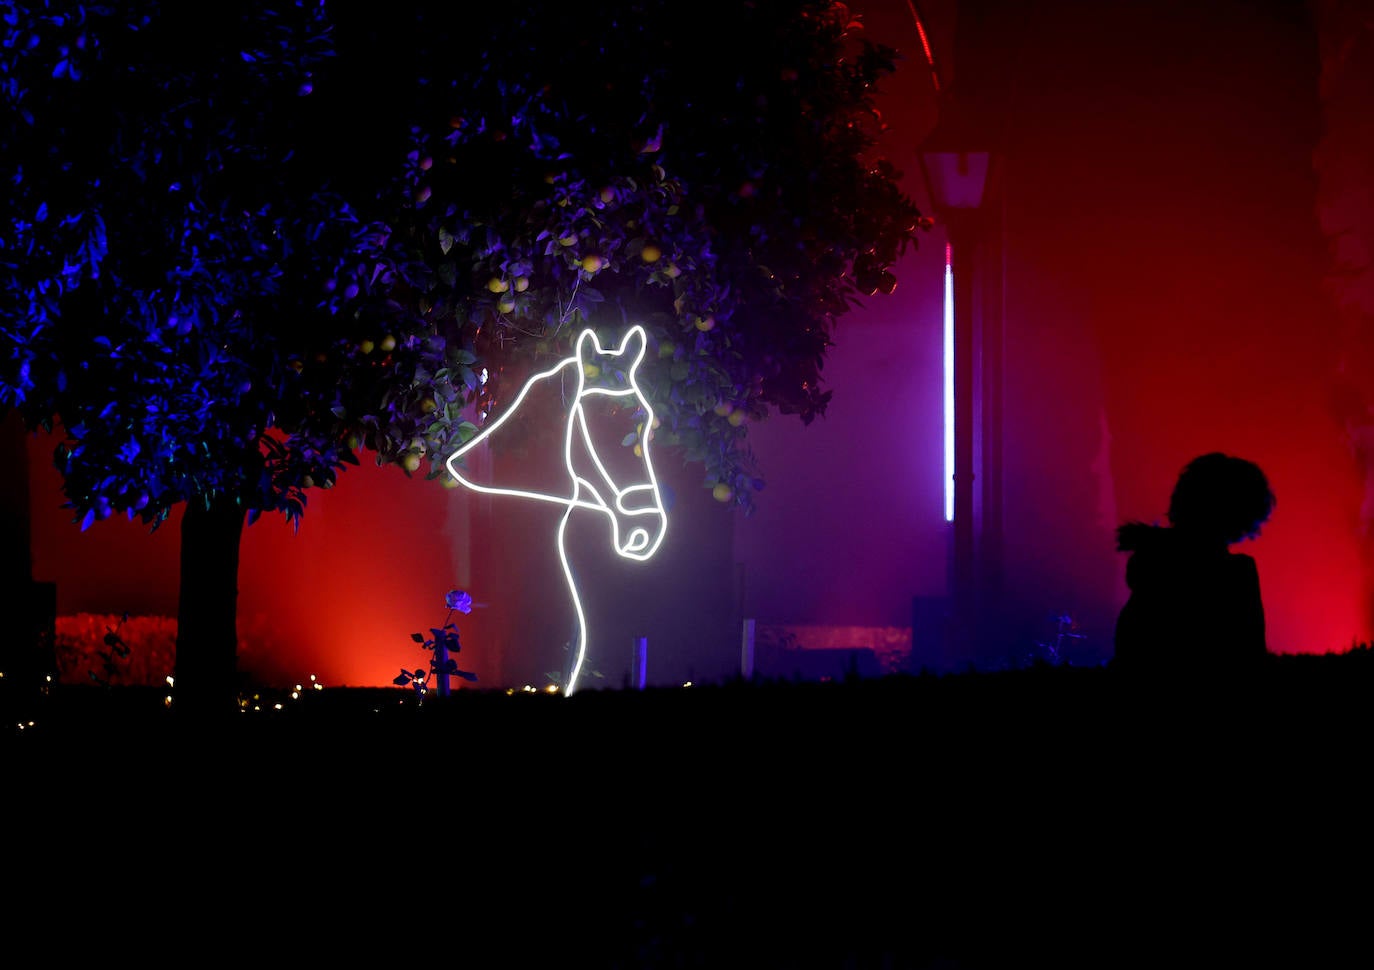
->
[975, 0, 1372, 657]
[26, 424, 739, 690]
[735, 0, 1373, 661]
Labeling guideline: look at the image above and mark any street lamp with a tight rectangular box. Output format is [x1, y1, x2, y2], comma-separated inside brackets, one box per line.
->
[919, 117, 992, 664]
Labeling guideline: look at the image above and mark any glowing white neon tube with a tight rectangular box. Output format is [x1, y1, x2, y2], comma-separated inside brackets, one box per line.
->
[944, 242, 954, 523]
[445, 326, 667, 696]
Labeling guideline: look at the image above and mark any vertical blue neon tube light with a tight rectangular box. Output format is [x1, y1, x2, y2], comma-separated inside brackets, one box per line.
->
[944, 241, 954, 522]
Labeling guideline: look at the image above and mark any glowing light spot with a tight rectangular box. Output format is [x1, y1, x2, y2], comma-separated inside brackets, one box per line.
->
[944, 242, 955, 523]
[446, 326, 667, 696]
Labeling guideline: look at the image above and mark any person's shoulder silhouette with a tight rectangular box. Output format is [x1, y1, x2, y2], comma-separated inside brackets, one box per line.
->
[1112, 452, 1275, 675]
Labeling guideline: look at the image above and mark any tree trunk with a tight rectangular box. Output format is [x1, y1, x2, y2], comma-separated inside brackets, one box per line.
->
[1, 410, 56, 708]
[174, 495, 246, 722]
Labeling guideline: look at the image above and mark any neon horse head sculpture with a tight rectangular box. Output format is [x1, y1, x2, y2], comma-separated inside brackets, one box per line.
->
[445, 325, 667, 694]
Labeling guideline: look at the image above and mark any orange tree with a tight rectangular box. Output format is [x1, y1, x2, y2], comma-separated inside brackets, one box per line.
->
[1, 1, 923, 718]
[341, 1, 927, 500]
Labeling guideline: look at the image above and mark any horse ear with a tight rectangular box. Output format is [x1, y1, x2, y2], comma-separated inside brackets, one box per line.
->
[574, 327, 598, 365]
[619, 325, 647, 363]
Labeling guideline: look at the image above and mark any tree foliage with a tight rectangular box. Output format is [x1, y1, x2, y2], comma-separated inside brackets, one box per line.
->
[2, 0, 924, 533]
[2, 2, 360, 530]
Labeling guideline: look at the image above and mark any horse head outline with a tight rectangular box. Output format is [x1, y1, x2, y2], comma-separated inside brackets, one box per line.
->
[445, 325, 667, 694]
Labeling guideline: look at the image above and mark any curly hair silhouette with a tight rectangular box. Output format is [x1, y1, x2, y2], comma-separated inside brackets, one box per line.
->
[1166, 452, 1276, 544]
[1113, 453, 1275, 675]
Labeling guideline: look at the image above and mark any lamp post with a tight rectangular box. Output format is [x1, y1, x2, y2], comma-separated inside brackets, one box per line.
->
[919, 130, 992, 665]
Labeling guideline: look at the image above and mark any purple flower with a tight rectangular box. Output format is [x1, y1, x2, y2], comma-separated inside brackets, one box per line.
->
[445, 589, 473, 613]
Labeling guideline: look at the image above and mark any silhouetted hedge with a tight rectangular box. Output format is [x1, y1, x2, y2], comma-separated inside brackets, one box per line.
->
[5, 653, 1368, 968]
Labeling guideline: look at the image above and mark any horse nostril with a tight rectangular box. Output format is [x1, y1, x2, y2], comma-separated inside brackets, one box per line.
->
[625, 529, 649, 553]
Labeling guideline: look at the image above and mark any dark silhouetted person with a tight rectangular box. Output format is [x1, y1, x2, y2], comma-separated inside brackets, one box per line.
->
[1112, 452, 1276, 675]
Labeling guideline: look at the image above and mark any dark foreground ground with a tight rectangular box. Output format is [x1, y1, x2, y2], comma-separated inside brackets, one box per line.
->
[4, 654, 1373, 967]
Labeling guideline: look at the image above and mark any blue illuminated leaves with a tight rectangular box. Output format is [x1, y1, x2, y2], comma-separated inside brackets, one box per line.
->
[2, 0, 917, 542]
